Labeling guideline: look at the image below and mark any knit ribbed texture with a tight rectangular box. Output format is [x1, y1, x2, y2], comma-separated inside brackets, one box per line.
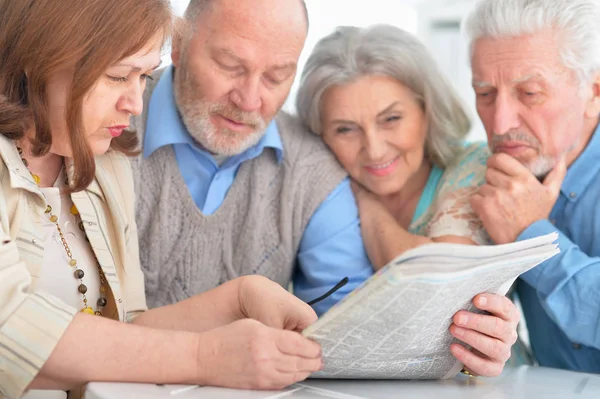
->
[131, 69, 347, 308]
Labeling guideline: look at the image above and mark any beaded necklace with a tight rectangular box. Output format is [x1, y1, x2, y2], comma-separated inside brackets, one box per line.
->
[16, 145, 107, 315]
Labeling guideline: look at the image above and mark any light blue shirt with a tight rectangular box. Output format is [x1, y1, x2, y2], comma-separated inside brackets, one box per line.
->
[143, 66, 373, 315]
[516, 123, 600, 373]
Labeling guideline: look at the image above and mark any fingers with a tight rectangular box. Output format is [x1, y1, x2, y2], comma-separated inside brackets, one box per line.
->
[267, 370, 314, 390]
[265, 334, 323, 390]
[248, 277, 317, 331]
[452, 310, 517, 344]
[284, 299, 318, 331]
[272, 354, 323, 389]
[350, 180, 369, 199]
[450, 324, 511, 363]
[243, 327, 322, 390]
[450, 343, 504, 378]
[450, 294, 512, 376]
[487, 153, 529, 177]
[248, 366, 314, 391]
[485, 166, 516, 189]
[476, 184, 497, 198]
[474, 293, 518, 323]
[543, 155, 567, 196]
[469, 192, 483, 210]
[276, 353, 323, 374]
[276, 330, 322, 359]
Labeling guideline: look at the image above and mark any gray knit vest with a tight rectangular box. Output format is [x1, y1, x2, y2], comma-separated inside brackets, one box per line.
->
[131, 69, 347, 308]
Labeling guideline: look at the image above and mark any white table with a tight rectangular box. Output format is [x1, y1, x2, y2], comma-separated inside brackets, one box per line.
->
[85, 366, 600, 399]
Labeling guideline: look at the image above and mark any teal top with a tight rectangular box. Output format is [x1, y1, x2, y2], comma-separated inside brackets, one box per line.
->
[408, 142, 490, 244]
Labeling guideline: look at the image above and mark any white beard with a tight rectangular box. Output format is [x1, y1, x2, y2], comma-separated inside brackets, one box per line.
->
[173, 67, 267, 156]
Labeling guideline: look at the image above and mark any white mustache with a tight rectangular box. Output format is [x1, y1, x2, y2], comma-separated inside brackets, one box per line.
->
[208, 104, 265, 130]
[490, 131, 541, 149]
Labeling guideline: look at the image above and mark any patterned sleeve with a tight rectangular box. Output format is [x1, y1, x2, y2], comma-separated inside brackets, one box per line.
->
[426, 142, 492, 245]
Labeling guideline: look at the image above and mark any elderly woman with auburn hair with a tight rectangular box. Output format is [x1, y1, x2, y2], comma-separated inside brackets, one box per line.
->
[0, 1, 321, 398]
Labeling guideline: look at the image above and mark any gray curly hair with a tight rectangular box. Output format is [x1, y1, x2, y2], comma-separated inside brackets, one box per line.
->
[296, 24, 471, 168]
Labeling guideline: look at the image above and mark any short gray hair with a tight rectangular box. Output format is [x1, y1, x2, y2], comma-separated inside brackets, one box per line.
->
[465, 0, 600, 85]
[183, 0, 214, 23]
[183, 0, 309, 30]
[296, 25, 471, 168]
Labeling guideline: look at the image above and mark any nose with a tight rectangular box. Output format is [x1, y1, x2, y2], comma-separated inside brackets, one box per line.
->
[230, 75, 262, 113]
[117, 80, 144, 116]
[363, 128, 387, 161]
[492, 92, 521, 135]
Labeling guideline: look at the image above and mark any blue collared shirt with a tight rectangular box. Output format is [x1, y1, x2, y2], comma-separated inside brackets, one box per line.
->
[516, 123, 600, 373]
[144, 66, 374, 315]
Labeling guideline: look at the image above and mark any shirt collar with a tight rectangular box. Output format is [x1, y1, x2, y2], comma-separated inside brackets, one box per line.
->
[143, 65, 283, 163]
[143, 66, 192, 158]
[0, 135, 44, 198]
[561, 122, 600, 202]
[0, 136, 105, 201]
[248, 119, 284, 164]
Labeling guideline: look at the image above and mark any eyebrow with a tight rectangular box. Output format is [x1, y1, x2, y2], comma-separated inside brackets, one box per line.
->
[472, 80, 492, 88]
[270, 62, 297, 71]
[329, 101, 402, 125]
[112, 62, 161, 72]
[217, 48, 243, 63]
[513, 74, 539, 84]
[217, 48, 296, 71]
[329, 118, 357, 126]
[377, 101, 401, 117]
[472, 74, 542, 88]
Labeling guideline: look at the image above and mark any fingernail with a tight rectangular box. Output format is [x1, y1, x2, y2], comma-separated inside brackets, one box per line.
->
[457, 314, 468, 326]
[452, 326, 464, 337]
[478, 296, 487, 306]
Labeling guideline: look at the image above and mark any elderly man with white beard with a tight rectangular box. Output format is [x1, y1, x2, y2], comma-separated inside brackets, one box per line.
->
[466, 0, 600, 373]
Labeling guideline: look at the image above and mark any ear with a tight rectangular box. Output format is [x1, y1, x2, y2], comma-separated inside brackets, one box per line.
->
[584, 72, 600, 118]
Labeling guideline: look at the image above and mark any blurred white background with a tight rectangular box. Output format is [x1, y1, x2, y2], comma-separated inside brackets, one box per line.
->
[168, 0, 485, 141]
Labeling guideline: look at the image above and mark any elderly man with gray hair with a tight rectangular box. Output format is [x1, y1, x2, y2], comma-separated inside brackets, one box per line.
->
[132, 0, 522, 379]
[465, 0, 600, 372]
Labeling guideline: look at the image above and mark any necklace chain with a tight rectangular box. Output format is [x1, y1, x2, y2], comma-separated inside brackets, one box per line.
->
[16, 144, 107, 315]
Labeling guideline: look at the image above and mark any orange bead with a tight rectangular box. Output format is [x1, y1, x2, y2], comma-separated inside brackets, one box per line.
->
[70, 204, 79, 215]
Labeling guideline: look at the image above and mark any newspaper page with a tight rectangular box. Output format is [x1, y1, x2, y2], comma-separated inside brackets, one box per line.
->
[303, 233, 559, 380]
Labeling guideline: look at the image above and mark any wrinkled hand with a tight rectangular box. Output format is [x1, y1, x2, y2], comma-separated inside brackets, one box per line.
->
[197, 319, 323, 389]
[350, 179, 387, 218]
[239, 275, 318, 332]
[449, 293, 519, 377]
[350, 180, 378, 202]
[470, 153, 566, 244]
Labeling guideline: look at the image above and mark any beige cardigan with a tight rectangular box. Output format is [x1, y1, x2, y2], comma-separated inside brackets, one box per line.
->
[0, 135, 147, 399]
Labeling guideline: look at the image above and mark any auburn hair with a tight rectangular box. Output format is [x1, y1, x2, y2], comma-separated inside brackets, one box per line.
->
[0, 0, 174, 192]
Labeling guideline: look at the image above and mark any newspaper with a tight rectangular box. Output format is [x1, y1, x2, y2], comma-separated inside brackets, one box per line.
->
[303, 233, 560, 380]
